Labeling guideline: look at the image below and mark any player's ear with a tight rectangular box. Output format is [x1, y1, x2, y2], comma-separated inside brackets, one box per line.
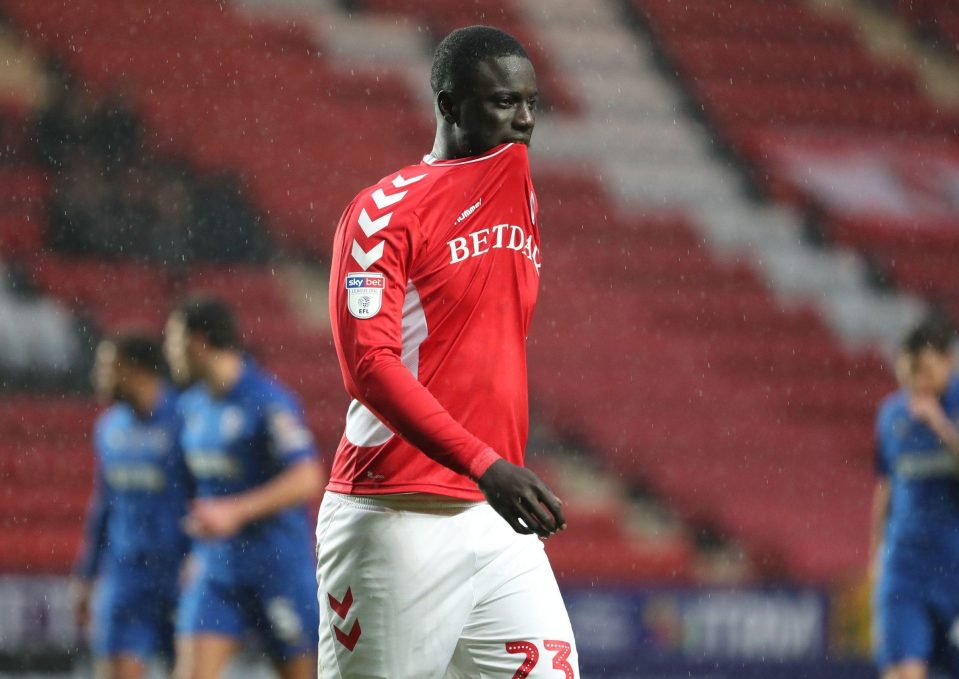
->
[437, 90, 458, 126]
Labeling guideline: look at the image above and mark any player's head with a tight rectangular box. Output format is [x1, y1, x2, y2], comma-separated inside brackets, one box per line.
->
[901, 317, 955, 396]
[893, 348, 913, 390]
[164, 295, 240, 384]
[92, 331, 166, 405]
[431, 25, 536, 156]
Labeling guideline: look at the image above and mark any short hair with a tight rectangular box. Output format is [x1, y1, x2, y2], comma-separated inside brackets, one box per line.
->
[430, 25, 530, 95]
[175, 295, 239, 350]
[902, 316, 955, 356]
[112, 331, 166, 375]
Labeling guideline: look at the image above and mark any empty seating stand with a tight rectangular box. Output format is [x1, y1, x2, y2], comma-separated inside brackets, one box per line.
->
[0, 0, 428, 254]
[356, 0, 579, 114]
[890, 0, 959, 56]
[0, 396, 95, 572]
[529, 169, 888, 582]
[634, 0, 959, 328]
[0, 0, 899, 585]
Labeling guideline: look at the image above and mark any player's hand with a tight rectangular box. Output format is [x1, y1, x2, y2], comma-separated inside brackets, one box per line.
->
[477, 460, 566, 538]
[69, 578, 93, 631]
[909, 393, 945, 426]
[183, 497, 248, 539]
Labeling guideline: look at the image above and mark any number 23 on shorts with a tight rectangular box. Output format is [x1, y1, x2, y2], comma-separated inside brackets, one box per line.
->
[505, 639, 575, 679]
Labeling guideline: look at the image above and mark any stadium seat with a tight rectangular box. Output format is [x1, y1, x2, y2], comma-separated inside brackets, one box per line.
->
[0, 0, 903, 586]
[632, 0, 959, 341]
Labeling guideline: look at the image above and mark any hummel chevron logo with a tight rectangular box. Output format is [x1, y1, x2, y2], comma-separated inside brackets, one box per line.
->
[371, 188, 406, 210]
[328, 588, 362, 652]
[392, 173, 426, 188]
[351, 239, 384, 270]
[334, 620, 362, 652]
[328, 587, 354, 619]
[358, 208, 391, 237]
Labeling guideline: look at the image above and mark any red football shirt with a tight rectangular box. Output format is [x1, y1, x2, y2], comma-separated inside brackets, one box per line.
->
[327, 143, 541, 500]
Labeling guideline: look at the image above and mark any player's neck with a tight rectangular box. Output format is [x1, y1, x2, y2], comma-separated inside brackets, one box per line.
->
[430, 124, 477, 161]
[430, 134, 460, 161]
[204, 352, 244, 397]
[130, 378, 162, 418]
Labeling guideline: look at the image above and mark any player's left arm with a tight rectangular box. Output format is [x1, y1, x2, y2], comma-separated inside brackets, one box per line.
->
[185, 397, 324, 539]
[909, 394, 959, 454]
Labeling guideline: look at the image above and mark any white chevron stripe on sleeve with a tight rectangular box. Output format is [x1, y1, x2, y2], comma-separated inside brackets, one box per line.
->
[371, 188, 407, 210]
[351, 239, 385, 270]
[392, 173, 427, 188]
[358, 208, 392, 237]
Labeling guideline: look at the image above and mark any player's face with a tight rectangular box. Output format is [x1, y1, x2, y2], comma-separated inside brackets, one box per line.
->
[894, 350, 913, 389]
[454, 55, 537, 155]
[92, 341, 119, 404]
[910, 348, 954, 396]
[164, 314, 192, 384]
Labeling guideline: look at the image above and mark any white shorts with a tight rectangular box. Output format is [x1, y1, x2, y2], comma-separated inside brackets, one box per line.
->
[315, 492, 580, 678]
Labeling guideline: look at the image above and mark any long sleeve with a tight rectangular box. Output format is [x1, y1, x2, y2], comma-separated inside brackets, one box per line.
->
[330, 199, 501, 481]
[74, 463, 110, 579]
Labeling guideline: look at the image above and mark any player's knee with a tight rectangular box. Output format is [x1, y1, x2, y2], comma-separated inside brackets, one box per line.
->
[173, 635, 238, 679]
[882, 660, 927, 679]
[274, 654, 316, 679]
[172, 662, 210, 679]
[173, 657, 227, 679]
[114, 659, 146, 679]
[171, 660, 192, 679]
[172, 654, 206, 679]
[94, 657, 145, 679]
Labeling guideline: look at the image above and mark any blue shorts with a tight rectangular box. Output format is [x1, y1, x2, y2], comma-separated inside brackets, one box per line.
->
[176, 559, 319, 661]
[92, 573, 177, 660]
[875, 575, 959, 672]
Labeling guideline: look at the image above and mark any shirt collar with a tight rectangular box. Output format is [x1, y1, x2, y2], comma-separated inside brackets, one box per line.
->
[422, 142, 514, 167]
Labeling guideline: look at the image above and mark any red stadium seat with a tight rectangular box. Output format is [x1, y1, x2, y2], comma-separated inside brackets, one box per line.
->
[0, 0, 903, 586]
[0, 210, 43, 257]
[632, 0, 959, 339]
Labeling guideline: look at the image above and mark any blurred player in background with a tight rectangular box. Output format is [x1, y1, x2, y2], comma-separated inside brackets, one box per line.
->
[872, 318, 959, 679]
[319, 25, 578, 677]
[72, 332, 191, 679]
[164, 296, 322, 679]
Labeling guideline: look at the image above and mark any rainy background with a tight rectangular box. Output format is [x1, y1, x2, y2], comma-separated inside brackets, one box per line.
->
[1, 0, 958, 677]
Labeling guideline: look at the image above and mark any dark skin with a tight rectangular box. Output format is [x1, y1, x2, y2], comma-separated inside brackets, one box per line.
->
[431, 54, 566, 539]
[431, 54, 537, 158]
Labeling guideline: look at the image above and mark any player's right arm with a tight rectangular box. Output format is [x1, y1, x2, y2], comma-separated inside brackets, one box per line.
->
[185, 395, 323, 539]
[869, 478, 890, 584]
[870, 406, 894, 586]
[71, 459, 110, 630]
[330, 196, 564, 537]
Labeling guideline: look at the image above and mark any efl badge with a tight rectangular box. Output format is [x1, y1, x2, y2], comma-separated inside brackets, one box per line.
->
[346, 272, 385, 319]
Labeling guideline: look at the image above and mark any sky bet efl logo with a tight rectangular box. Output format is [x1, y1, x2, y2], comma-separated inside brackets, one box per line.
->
[346, 273, 385, 319]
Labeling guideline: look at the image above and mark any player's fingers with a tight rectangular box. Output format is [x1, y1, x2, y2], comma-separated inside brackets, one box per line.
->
[536, 486, 567, 531]
[515, 498, 553, 538]
[503, 504, 535, 535]
[521, 492, 557, 535]
[517, 518, 539, 536]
